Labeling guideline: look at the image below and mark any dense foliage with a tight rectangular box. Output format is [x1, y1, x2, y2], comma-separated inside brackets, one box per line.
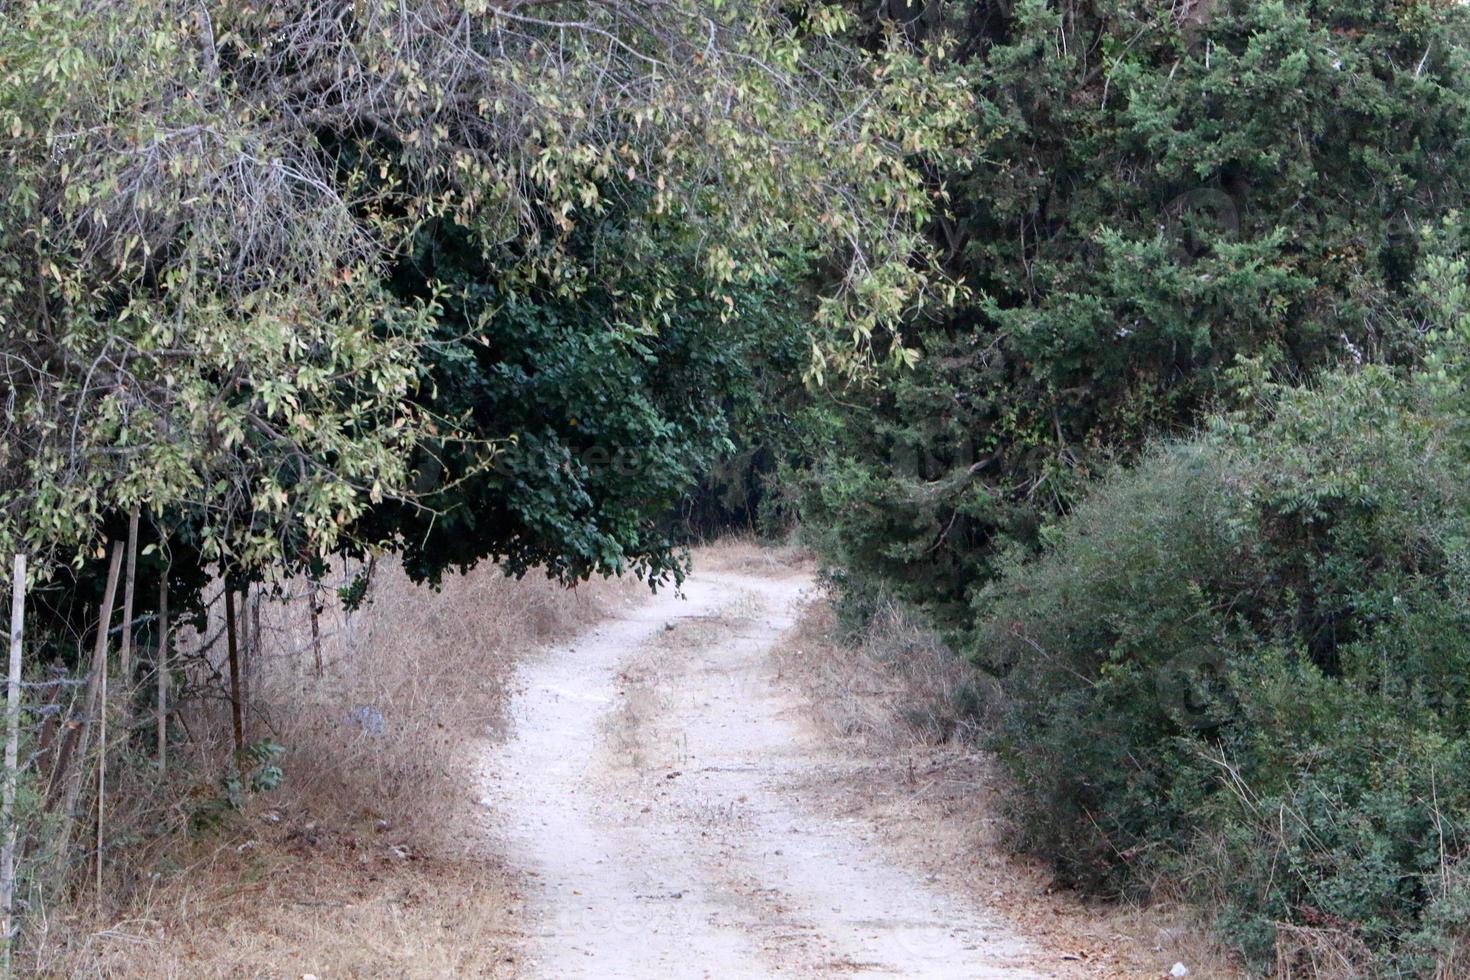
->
[976, 357, 1470, 971]
[8, 0, 1470, 972]
[0, 0, 969, 635]
[803, 0, 1470, 640]
[366, 220, 808, 584]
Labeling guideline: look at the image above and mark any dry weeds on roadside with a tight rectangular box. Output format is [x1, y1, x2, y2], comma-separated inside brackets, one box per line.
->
[687, 532, 812, 579]
[781, 596, 991, 750]
[32, 560, 637, 978]
[778, 595, 1238, 979]
[255, 561, 634, 852]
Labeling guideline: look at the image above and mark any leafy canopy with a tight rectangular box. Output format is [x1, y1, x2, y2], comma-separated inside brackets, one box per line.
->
[0, 0, 972, 582]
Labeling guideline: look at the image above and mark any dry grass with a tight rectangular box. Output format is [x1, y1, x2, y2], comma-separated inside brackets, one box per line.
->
[779, 596, 992, 748]
[30, 559, 639, 978]
[688, 532, 812, 578]
[777, 595, 1241, 979]
[252, 560, 634, 853]
[34, 834, 522, 979]
[1272, 923, 1373, 980]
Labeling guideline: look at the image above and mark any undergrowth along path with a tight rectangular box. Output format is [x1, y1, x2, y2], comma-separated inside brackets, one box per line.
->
[484, 561, 1041, 979]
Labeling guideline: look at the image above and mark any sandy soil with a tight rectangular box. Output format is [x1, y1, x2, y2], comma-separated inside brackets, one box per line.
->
[483, 563, 1048, 978]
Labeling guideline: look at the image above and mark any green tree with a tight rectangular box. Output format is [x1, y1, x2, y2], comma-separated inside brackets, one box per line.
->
[959, 220, 1470, 971]
[0, 0, 970, 599]
[802, 0, 1470, 643]
[361, 217, 808, 585]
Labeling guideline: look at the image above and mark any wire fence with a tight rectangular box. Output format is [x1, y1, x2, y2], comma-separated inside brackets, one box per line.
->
[0, 549, 368, 974]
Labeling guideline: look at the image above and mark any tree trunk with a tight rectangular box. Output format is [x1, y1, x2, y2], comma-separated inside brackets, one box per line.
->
[118, 508, 139, 686]
[3, 554, 27, 967]
[33, 672, 62, 784]
[249, 590, 261, 724]
[224, 588, 244, 755]
[53, 543, 123, 878]
[156, 569, 168, 775]
[309, 577, 323, 679]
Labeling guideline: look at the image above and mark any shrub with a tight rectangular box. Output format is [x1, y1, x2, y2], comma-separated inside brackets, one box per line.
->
[975, 366, 1470, 972]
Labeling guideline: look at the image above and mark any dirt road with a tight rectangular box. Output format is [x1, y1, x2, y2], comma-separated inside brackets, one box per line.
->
[483, 564, 1043, 978]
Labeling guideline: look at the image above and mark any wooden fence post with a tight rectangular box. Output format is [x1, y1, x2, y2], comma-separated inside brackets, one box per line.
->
[3, 554, 27, 972]
[249, 589, 260, 730]
[95, 510, 140, 908]
[309, 577, 323, 679]
[238, 585, 251, 738]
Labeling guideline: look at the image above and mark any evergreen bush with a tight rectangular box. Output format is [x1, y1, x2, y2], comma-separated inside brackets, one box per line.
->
[977, 366, 1470, 972]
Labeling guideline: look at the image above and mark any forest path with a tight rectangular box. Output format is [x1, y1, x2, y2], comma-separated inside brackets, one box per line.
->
[483, 560, 1042, 979]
